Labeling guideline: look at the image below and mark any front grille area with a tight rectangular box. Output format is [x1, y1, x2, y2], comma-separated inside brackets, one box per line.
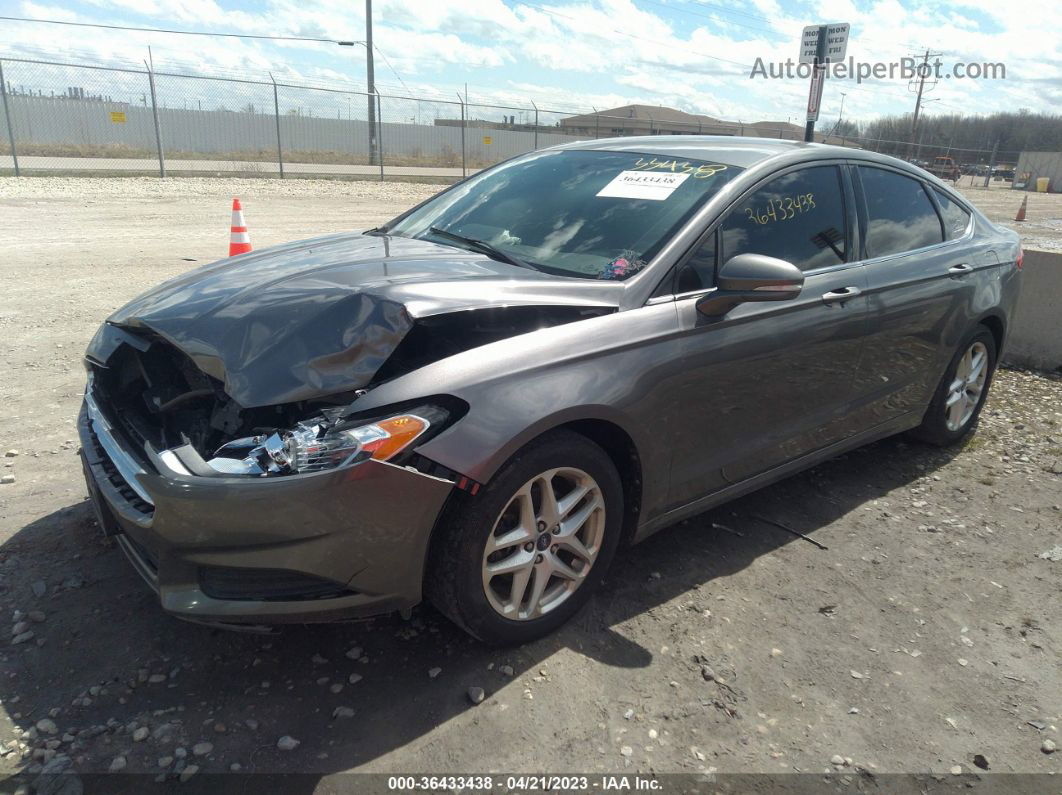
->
[85, 415, 155, 517]
[198, 566, 358, 602]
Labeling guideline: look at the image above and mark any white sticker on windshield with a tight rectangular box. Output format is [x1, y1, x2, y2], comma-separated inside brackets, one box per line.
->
[596, 170, 691, 201]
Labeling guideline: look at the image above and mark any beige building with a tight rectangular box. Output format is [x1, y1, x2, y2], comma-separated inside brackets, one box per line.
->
[560, 105, 742, 137]
[560, 105, 851, 145]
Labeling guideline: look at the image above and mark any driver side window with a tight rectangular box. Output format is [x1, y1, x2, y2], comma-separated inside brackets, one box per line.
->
[677, 166, 848, 291]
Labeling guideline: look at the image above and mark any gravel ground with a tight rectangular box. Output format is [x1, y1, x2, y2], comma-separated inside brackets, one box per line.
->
[953, 181, 1062, 253]
[0, 177, 1059, 788]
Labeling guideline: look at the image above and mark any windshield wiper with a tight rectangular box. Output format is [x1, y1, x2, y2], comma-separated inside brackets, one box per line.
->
[424, 227, 538, 271]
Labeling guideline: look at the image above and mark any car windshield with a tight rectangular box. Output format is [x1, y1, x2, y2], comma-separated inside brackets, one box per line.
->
[384, 149, 744, 281]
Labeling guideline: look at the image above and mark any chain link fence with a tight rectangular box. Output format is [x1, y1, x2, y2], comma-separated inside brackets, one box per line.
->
[0, 55, 1027, 188]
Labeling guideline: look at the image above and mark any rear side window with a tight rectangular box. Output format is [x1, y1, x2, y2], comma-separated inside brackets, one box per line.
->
[932, 188, 972, 239]
[719, 165, 847, 271]
[858, 167, 944, 258]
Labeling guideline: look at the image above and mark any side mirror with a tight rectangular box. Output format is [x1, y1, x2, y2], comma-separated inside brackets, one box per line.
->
[696, 253, 804, 318]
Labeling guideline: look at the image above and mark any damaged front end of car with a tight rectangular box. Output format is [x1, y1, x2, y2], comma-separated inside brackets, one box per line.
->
[83, 299, 613, 481]
[76, 232, 623, 625]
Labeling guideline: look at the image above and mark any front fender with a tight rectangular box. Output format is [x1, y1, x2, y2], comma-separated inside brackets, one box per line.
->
[351, 302, 683, 522]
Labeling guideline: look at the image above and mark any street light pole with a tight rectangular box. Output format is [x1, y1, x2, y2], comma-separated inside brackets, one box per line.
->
[364, 0, 377, 165]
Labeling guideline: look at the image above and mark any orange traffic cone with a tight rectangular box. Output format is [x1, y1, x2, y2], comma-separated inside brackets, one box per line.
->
[1014, 195, 1027, 222]
[229, 198, 252, 256]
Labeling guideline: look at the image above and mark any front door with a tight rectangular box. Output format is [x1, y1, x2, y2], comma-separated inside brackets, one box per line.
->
[665, 163, 869, 507]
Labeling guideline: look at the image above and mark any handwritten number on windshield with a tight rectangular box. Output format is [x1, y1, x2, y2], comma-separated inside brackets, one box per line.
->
[632, 158, 728, 179]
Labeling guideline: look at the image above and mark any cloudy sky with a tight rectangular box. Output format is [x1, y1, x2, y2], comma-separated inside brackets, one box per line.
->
[0, 0, 1057, 127]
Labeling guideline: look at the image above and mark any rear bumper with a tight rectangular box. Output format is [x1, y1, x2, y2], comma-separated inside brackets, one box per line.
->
[78, 399, 455, 626]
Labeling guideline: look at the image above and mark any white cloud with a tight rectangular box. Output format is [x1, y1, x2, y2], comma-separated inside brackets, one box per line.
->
[0, 0, 1057, 127]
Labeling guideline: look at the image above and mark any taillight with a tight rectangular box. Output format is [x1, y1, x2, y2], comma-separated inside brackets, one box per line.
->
[1016, 247, 1024, 270]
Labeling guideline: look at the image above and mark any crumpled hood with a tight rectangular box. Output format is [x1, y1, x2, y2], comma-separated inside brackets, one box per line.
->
[90, 232, 620, 407]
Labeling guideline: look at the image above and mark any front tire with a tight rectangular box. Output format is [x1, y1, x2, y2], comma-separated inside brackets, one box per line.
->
[912, 326, 997, 446]
[426, 430, 623, 646]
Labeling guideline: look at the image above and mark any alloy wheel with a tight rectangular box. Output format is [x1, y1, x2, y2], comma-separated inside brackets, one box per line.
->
[481, 467, 605, 621]
[944, 340, 989, 431]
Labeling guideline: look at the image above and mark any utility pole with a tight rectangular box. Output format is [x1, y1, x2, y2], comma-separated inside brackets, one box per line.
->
[365, 0, 377, 165]
[908, 49, 942, 157]
[828, 92, 846, 138]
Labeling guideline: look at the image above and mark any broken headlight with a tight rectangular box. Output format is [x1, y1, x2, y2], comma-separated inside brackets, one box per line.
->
[205, 411, 435, 477]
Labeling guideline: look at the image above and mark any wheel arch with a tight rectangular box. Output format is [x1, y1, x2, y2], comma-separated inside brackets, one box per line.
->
[975, 311, 1006, 355]
[420, 413, 646, 595]
[552, 418, 643, 547]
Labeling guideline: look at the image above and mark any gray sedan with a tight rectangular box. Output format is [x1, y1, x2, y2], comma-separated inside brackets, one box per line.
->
[80, 137, 1022, 644]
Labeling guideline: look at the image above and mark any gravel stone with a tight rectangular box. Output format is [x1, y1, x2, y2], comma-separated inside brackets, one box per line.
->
[191, 742, 213, 757]
[467, 686, 485, 704]
[277, 736, 300, 752]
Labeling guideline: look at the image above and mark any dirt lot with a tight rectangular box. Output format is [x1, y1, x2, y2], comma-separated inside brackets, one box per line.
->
[953, 179, 1062, 253]
[0, 177, 1059, 789]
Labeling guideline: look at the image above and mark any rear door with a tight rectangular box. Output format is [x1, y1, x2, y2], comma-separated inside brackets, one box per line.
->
[664, 163, 869, 507]
[847, 165, 986, 428]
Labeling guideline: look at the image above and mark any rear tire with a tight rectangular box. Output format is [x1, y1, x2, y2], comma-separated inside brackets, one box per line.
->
[912, 326, 997, 446]
[426, 430, 623, 646]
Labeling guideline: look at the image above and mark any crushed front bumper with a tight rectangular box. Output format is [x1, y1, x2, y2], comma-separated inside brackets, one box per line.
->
[77, 395, 455, 626]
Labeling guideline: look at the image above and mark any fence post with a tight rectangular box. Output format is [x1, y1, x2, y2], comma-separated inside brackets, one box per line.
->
[592, 105, 600, 139]
[983, 139, 999, 189]
[144, 59, 166, 178]
[456, 92, 466, 178]
[376, 92, 384, 182]
[270, 73, 284, 178]
[0, 59, 19, 177]
[531, 99, 539, 150]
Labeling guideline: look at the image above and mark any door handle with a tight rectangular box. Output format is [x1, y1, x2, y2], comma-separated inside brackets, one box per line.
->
[948, 263, 973, 275]
[821, 286, 862, 304]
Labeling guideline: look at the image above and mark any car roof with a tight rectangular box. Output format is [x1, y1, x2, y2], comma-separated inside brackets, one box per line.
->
[557, 134, 907, 171]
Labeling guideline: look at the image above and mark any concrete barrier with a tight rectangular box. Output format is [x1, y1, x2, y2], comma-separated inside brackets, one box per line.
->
[1004, 248, 1062, 371]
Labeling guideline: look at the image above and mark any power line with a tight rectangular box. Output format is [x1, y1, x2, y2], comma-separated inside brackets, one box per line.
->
[0, 15, 361, 45]
[373, 45, 411, 96]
